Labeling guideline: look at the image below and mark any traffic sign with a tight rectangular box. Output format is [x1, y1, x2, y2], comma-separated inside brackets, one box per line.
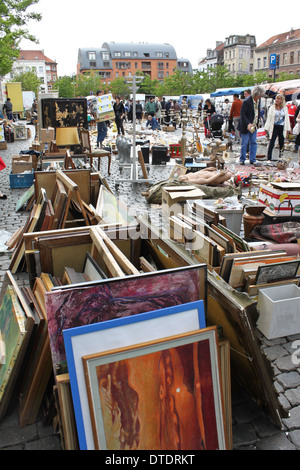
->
[270, 54, 277, 70]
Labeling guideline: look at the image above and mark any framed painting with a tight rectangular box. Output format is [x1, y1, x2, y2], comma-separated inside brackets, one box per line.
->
[82, 327, 226, 450]
[45, 264, 206, 371]
[95, 185, 136, 226]
[14, 126, 27, 140]
[254, 259, 300, 285]
[169, 164, 187, 180]
[63, 300, 206, 450]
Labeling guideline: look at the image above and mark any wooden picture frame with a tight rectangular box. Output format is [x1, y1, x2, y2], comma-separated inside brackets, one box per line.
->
[82, 327, 226, 450]
[83, 252, 107, 281]
[63, 302, 207, 450]
[254, 259, 300, 285]
[168, 164, 187, 180]
[14, 126, 27, 140]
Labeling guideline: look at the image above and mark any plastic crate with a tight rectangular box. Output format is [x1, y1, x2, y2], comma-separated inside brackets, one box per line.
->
[9, 170, 34, 189]
[169, 143, 182, 157]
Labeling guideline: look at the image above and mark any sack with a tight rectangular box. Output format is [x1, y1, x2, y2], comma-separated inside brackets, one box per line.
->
[293, 122, 300, 136]
[257, 127, 266, 139]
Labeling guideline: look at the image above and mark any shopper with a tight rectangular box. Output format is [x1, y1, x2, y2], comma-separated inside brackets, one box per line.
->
[113, 96, 125, 136]
[229, 94, 243, 142]
[92, 90, 108, 148]
[146, 114, 160, 131]
[238, 85, 265, 164]
[145, 97, 156, 117]
[3, 98, 13, 121]
[294, 104, 300, 163]
[264, 94, 290, 161]
[136, 100, 143, 123]
[203, 99, 216, 137]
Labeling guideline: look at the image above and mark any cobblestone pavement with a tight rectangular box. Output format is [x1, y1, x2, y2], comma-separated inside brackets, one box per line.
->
[0, 122, 300, 450]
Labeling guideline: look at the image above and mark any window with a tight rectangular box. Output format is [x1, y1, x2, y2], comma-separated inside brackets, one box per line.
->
[88, 52, 96, 61]
[249, 64, 253, 73]
[156, 52, 163, 57]
[133, 52, 138, 57]
[291, 52, 294, 64]
[102, 52, 109, 61]
[239, 49, 243, 59]
[263, 57, 267, 68]
[158, 71, 164, 79]
[103, 61, 110, 67]
[143, 53, 150, 57]
[283, 53, 287, 65]
[52, 65, 56, 71]
[124, 52, 131, 57]
[89, 61, 96, 67]
[114, 52, 121, 57]
[257, 58, 261, 69]
[158, 62, 164, 69]
[239, 62, 242, 71]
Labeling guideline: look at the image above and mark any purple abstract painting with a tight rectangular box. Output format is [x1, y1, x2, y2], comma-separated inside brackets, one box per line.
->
[44, 266, 204, 369]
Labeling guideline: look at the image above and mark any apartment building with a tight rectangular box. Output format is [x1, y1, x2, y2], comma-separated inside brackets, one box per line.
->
[77, 42, 191, 83]
[255, 28, 300, 79]
[8, 50, 58, 92]
[223, 34, 256, 76]
[198, 41, 224, 72]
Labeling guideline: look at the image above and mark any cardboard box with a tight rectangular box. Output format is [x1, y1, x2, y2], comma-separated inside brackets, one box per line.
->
[40, 127, 55, 143]
[258, 183, 300, 216]
[257, 285, 300, 339]
[162, 185, 206, 217]
[12, 155, 33, 174]
[0, 141, 7, 150]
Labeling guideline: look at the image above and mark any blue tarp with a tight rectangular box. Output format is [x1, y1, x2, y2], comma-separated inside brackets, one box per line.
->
[210, 87, 253, 97]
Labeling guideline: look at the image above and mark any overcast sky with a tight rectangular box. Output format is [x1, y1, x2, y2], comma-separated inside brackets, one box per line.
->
[20, 0, 299, 77]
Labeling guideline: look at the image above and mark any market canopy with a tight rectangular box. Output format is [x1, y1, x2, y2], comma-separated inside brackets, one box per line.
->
[210, 87, 253, 97]
[263, 79, 300, 101]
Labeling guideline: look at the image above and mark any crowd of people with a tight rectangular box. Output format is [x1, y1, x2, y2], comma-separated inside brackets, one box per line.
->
[200, 87, 300, 165]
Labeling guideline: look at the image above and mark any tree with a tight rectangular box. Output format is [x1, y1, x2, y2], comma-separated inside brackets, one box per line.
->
[10, 68, 40, 95]
[75, 72, 103, 97]
[0, 0, 42, 76]
[53, 75, 76, 98]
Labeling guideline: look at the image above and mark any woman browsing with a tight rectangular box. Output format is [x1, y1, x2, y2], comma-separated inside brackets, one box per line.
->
[264, 94, 291, 161]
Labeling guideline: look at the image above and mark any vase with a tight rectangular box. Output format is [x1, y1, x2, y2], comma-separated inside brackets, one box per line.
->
[243, 205, 266, 239]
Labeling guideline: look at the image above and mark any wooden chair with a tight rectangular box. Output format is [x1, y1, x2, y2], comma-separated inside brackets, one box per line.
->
[80, 128, 111, 175]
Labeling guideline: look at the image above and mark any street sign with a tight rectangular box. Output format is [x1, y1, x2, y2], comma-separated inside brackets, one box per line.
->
[270, 54, 277, 70]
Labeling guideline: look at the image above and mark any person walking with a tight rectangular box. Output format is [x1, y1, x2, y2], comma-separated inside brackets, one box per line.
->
[91, 91, 108, 148]
[238, 85, 265, 165]
[292, 104, 300, 163]
[229, 94, 243, 143]
[145, 97, 156, 118]
[264, 94, 290, 161]
[3, 98, 13, 121]
[113, 96, 125, 136]
[136, 100, 143, 123]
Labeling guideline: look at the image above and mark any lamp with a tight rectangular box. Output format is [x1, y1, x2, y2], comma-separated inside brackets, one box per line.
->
[55, 127, 80, 147]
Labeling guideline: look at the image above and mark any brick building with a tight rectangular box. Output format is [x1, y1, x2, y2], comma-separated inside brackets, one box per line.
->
[77, 42, 191, 84]
[255, 28, 300, 79]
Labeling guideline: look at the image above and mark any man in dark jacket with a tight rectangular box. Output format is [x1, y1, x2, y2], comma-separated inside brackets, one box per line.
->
[3, 98, 13, 121]
[238, 85, 265, 164]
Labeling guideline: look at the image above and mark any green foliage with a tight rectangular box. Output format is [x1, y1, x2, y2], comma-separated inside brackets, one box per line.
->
[0, 0, 42, 76]
[276, 71, 299, 82]
[10, 68, 40, 95]
[53, 75, 76, 98]
[75, 72, 103, 97]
